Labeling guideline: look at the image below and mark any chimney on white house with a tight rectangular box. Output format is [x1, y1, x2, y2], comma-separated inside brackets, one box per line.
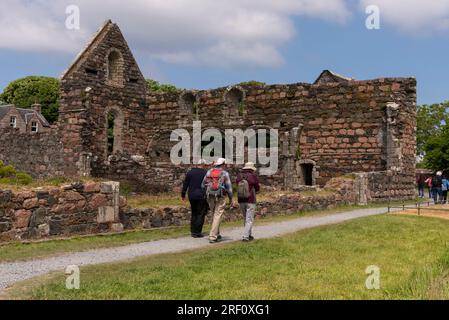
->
[31, 103, 42, 113]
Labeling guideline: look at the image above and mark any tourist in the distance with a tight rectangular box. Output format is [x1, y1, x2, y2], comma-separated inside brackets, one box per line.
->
[442, 174, 449, 204]
[182, 159, 209, 238]
[431, 171, 444, 204]
[417, 174, 425, 198]
[236, 162, 260, 242]
[425, 175, 433, 199]
[202, 158, 235, 244]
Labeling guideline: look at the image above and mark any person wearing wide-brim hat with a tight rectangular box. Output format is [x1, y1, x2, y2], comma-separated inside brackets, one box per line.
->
[242, 162, 257, 171]
[236, 162, 260, 242]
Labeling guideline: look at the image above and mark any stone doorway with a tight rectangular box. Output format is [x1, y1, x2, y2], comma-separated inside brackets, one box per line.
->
[297, 159, 317, 186]
[300, 163, 314, 186]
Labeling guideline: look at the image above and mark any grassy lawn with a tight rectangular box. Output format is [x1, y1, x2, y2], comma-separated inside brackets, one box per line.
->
[0, 176, 102, 191]
[125, 191, 313, 208]
[6, 214, 449, 300]
[0, 203, 378, 263]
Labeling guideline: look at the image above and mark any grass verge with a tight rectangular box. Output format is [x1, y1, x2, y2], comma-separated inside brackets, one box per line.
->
[0, 202, 395, 263]
[6, 214, 449, 299]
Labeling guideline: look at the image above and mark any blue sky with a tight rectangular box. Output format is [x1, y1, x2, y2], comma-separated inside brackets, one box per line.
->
[1, 0, 449, 105]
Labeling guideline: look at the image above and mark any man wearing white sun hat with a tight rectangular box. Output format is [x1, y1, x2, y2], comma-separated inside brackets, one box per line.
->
[202, 158, 235, 243]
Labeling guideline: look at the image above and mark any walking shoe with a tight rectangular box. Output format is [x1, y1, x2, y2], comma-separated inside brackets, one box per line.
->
[242, 238, 250, 242]
[209, 239, 219, 244]
[217, 235, 222, 240]
[249, 236, 255, 241]
[192, 234, 204, 238]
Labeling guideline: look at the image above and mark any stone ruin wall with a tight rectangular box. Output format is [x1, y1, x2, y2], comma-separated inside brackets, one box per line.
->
[0, 177, 357, 242]
[0, 127, 67, 178]
[0, 76, 417, 199]
[0, 20, 417, 202]
[0, 181, 125, 242]
[84, 77, 417, 195]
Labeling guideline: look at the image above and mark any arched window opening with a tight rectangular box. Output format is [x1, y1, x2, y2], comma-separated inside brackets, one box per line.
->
[179, 92, 197, 114]
[225, 87, 245, 116]
[105, 108, 123, 158]
[107, 113, 115, 155]
[107, 50, 124, 86]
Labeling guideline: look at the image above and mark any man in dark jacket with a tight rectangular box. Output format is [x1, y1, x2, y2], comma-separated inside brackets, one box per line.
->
[182, 160, 208, 238]
[236, 162, 260, 242]
[432, 171, 444, 204]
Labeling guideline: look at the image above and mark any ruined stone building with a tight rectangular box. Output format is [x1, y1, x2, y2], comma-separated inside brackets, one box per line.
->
[0, 20, 417, 201]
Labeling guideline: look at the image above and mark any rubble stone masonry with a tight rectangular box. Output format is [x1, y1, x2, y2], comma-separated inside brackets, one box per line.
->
[0, 177, 357, 242]
[0, 20, 417, 202]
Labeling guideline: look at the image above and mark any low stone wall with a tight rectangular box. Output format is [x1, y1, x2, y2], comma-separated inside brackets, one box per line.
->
[0, 175, 385, 243]
[114, 176, 357, 233]
[0, 181, 126, 242]
[0, 128, 68, 179]
[354, 171, 417, 204]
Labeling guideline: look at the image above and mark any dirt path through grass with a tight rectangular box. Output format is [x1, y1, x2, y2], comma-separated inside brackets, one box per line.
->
[0, 207, 395, 292]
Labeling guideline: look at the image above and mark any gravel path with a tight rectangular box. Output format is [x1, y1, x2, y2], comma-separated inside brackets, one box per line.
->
[0, 207, 394, 291]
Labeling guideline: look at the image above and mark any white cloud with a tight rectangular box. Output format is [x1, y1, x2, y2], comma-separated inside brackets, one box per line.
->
[0, 1, 89, 52]
[0, 0, 350, 67]
[359, 0, 449, 33]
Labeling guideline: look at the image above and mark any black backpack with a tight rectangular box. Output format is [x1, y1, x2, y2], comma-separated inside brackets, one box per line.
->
[432, 175, 443, 188]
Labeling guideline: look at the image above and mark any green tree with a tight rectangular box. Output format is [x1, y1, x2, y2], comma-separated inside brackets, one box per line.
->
[423, 123, 449, 171]
[0, 76, 60, 123]
[239, 80, 266, 86]
[146, 79, 181, 93]
[416, 102, 449, 157]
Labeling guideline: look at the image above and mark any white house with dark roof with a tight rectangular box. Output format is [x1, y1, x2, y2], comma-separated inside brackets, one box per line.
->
[0, 104, 50, 133]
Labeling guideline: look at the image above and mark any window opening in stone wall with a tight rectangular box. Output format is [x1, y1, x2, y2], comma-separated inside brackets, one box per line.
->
[107, 51, 123, 86]
[85, 68, 98, 75]
[225, 88, 245, 116]
[107, 113, 115, 155]
[180, 92, 197, 114]
[301, 163, 314, 186]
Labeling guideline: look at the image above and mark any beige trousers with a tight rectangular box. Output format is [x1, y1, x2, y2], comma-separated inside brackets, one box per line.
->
[207, 196, 227, 241]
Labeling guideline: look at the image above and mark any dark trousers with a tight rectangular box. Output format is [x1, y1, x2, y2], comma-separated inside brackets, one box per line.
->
[190, 199, 208, 235]
[432, 187, 443, 204]
[418, 185, 424, 197]
[443, 191, 448, 204]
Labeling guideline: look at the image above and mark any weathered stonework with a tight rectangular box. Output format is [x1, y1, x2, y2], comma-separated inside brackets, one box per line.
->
[0, 20, 417, 201]
[0, 177, 358, 242]
[0, 181, 125, 242]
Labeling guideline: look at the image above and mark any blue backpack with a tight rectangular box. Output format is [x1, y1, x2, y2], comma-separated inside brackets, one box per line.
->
[443, 179, 449, 192]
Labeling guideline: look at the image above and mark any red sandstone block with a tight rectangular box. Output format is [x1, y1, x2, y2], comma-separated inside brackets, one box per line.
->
[13, 210, 32, 229]
[359, 137, 368, 143]
[23, 198, 39, 210]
